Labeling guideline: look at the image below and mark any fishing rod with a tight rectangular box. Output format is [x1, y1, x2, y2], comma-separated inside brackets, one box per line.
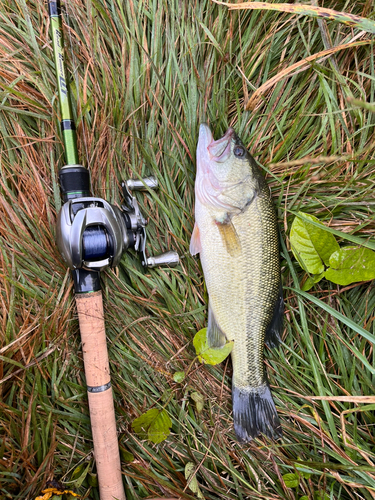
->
[48, 2, 179, 499]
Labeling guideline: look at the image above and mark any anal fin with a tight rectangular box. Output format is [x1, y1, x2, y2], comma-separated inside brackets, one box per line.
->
[207, 303, 227, 348]
[265, 284, 284, 349]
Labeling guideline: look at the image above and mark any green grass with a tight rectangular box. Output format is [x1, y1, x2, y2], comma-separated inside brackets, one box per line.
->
[1, 0, 375, 499]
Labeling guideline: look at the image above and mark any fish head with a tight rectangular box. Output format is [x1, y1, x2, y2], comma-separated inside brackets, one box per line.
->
[196, 123, 262, 212]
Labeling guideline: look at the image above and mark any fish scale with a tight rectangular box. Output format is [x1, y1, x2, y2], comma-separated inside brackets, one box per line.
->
[191, 123, 283, 442]
[198, 184, 280, 389]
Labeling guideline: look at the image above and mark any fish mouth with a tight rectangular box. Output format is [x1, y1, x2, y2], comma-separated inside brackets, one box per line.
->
[198, 124, 235, 165]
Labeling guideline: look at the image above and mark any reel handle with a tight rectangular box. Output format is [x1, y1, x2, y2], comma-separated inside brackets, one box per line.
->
[145, 251, 180, 268]
[125, 176, 158, 191]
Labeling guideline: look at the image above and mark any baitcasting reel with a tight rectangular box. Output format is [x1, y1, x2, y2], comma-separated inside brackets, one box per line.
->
[56, 172, 179, 272]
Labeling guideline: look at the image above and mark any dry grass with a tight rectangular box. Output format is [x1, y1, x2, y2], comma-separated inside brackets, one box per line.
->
[1, 0, 375, 499]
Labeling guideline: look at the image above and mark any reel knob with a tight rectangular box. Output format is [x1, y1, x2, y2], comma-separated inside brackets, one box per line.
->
[125, 176, 158, 191]
[145, 251, 180, 269]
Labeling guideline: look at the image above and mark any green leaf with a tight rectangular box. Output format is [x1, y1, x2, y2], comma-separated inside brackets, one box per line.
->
[87, 473, 98, 487]
[295, 459, 312, 479]
[314, 493, 330, 500]
[325, 246, 375, 286]
[191, 391, 204, 413]
[301, 272, 325, 291]
[70, 462, 90, 488]
[193, 328, 234, 365]
[282, 472, 300, 488]
[290, 212, 340, 273]
[120, 447, 135, 463]
[185, 462, 205, 498]
[131, 408, 172, 444]
[296, 469, 311, 480]
[70, 463, 86, 481]
[299, 497, 309, 500]
[173, 371, 186, 383]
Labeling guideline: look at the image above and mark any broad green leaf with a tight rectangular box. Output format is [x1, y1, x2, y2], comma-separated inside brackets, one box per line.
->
[290, 212, 340, 273]
[70, 462, 90, 488]
[282, 472, 300, 488]
[290, 210, 375, 250]
[299, 497, 309, 500]
[325, 246, 375, 286]
[191, 391, 204, 413]
[70, 463, 86, 481]
[295, 459, 312, 479]
[131, 408, 172, 444]
[301, 272, 325, 291]
[87, 472, 98, 487]
[193, 328, 233, 365]
[173, 371, 185, 383]
[185, 462, 204, 498]
[314, 494, 330, 500]
[296, 469, 311, 480]
[120, 447, 135, 463]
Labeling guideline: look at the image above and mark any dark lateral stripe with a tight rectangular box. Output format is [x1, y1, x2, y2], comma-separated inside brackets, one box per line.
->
[61, 119, 76, 131]
[48, 1, 61, 17]
[87, 382, 112, 393]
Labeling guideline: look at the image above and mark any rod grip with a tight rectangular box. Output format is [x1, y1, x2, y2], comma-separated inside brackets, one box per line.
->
[75, 291, 125, 500]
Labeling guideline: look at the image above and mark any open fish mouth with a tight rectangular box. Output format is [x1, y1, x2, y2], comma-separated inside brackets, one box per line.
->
[198, 124, 235, 163]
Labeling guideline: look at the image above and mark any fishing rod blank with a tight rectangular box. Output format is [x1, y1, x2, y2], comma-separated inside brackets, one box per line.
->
[48, 2, 178, 499]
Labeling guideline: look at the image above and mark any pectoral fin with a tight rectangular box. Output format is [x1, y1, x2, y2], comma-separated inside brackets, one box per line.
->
[264, 284, 284, 349]
[207, 303, 227, 348]
[189, 223, 202, 256]
[216, 220, 241, 258]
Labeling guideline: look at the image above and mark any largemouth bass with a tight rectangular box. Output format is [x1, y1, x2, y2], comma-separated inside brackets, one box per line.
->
[190, 124, 283, 442]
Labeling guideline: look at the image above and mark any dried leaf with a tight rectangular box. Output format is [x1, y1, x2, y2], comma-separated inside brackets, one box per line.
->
[218, 2, 375, 33]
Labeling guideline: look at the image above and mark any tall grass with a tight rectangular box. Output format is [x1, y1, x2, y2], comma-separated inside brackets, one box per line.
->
[0, 0, 374, 499]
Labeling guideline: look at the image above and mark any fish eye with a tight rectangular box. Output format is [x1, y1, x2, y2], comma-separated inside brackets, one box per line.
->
[233, 146, 246, 158]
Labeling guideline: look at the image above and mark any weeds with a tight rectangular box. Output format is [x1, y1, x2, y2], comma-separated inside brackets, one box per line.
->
[1, 1, 375, 499]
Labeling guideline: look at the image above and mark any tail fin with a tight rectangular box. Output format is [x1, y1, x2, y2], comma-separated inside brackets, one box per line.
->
[232, 383, 282, 442]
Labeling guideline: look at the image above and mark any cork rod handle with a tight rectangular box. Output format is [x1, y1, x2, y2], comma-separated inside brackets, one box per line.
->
[75, 291, 125, 500]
